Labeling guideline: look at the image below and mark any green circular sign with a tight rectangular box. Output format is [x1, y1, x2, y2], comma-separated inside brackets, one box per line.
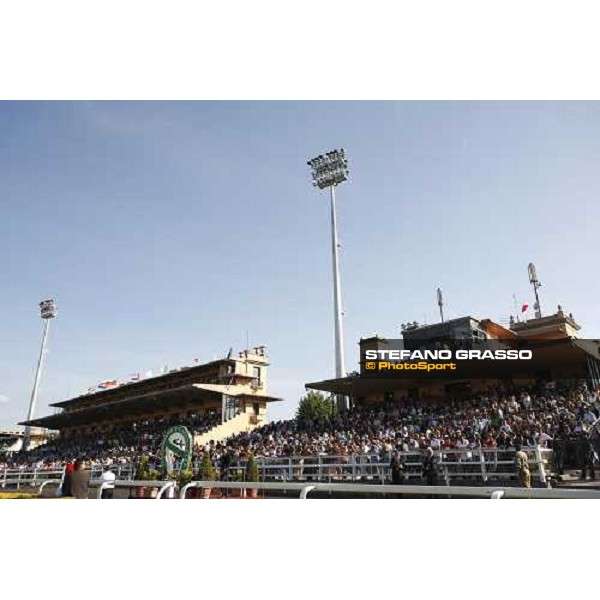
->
[161, 425, 192, 476]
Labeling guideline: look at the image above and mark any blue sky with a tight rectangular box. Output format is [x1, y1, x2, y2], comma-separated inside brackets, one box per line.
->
[2, 101, 600, 429]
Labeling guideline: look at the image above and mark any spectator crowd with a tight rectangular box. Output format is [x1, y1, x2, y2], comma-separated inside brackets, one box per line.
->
[2, 381, 599, 481]
[1, 411, 220, 470]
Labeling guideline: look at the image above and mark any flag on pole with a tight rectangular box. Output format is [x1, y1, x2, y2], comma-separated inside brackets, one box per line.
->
[98, 380, 118, 389]
[521, 303, 529, 313]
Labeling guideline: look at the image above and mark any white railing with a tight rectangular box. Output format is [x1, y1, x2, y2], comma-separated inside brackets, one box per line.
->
[225, 446, 553, 486]
[179, 480, 600, 499]
[88, 463, 135, 480]
[90, 479, 176, 500]
[0, 446, 553, 491]
[0, 463, 134, 490]
[0, 468, 65, 489]
[25, 477, 595, 499]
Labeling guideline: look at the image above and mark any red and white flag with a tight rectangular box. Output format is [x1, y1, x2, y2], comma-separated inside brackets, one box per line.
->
[98, 380, 118, 389]
[521, 303, 529, 313]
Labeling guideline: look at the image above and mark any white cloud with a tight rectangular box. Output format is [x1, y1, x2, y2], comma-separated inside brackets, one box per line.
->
[0, 395, 9, 403]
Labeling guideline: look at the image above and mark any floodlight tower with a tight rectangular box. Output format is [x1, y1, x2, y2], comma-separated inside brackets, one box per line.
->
[437, 288, 445, 323]
[307, 149, 349, 409]
[22, 299, 56, 452]
[527, 263, 543, 319]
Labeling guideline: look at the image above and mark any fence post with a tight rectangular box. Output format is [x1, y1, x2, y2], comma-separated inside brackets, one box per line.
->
[288, 458, 293, 483]
[299, 485, 316, 499]
[479, 448, 488, 483]
[156, 481, 175, 500]
[534, 444, 547, 486]
[97, 482, 108, 500]
[443, 466, 450, 486]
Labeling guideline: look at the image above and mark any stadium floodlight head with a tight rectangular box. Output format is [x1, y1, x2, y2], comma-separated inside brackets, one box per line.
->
[527, 263, 543, 318]
[528, 263, 539, 286]
[39, 299, 56, 320]
[307, 148, 349, 189]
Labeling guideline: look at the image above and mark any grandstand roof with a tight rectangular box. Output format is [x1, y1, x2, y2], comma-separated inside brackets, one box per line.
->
[50, 359, 235, 408]
[307, 337, 600, 395]
[20, 384, 282, 430]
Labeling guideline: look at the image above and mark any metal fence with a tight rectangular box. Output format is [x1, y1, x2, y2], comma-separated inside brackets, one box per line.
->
[179, 480, 600, 500]
[226, 447, 553, 486]
[0, 447, 552, 491]
[0, 463, 134, 489]
[0, 467, 65, 489]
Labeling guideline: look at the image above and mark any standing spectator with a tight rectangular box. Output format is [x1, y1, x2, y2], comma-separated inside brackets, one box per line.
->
[390, 451, 406, 485]
[577, 432, 596, 481]
[60, 461, 74, 497]
[71, 459, 91, 499]
[514, 445, 531, 488]
[422, 447, 439, 486]
[100, 464, 116, 499]
[219, 447, 232, 498]
[553, 420, 570, 476]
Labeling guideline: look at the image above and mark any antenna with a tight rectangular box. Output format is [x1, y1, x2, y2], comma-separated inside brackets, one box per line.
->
[528, 263, 542, 318]
[437, 287, 445, 323]
[512, 293, 520, 323]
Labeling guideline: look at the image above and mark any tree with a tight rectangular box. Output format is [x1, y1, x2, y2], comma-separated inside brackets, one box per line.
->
[296, 391, 336, 427]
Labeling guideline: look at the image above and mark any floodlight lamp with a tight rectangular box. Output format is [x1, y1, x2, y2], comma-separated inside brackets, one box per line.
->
[528, 263, 538, 284]
[39, 299, 56, 320]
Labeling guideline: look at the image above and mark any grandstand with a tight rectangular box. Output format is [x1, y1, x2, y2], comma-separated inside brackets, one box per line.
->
[306, 308, 599, 406]
[18, 346, 283, 450]
[4, 309, 600, 493]
[0, 428, 54, 452]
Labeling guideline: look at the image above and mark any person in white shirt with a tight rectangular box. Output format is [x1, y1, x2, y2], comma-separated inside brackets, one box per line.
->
[100, 465, 116, 499]
[521, 393, 532, 411]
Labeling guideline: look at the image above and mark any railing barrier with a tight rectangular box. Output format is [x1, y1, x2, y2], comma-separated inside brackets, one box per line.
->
[90, 479, 175, 499]
[177, 480, 600, 499]
[38, 480, 62, 496]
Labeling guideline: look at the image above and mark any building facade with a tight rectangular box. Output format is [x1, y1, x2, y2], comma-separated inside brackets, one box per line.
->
[21, 346, 282, 445]
[307, 308, 599, 407]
